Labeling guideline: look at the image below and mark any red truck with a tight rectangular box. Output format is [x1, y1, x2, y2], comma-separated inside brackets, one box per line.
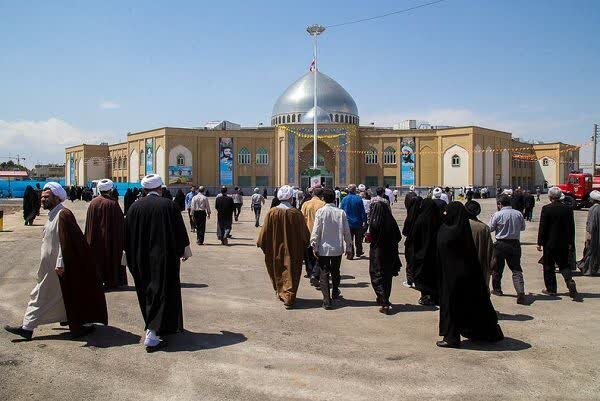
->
[557, 172, 600, 209]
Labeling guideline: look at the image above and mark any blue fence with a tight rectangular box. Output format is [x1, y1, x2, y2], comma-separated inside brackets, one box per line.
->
[0, 179, 66, 198]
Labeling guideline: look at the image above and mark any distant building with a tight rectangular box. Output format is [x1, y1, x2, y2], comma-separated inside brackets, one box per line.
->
[30, 164, 65, 180]
[65, 70, 580, 190]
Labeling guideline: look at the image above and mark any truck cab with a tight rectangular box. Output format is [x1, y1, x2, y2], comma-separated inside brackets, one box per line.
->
[558, 172, 594, 208]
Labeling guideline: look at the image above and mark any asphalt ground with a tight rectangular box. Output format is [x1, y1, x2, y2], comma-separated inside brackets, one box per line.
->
[0, 196, 598, 401]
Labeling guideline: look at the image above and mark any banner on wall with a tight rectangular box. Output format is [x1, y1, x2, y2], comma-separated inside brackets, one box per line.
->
[168, 166, 193, 185]
[69, 154, 75, 186]
[145, 138, 154, 175]
[401, 137, 416, 186]
[219, 137, 234, 185]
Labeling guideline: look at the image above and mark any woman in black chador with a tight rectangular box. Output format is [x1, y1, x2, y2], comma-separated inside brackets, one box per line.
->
[436, 201, 504, 348]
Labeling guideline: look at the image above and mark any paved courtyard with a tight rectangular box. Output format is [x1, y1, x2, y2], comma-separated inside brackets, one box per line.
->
[0, 196, 598, 401]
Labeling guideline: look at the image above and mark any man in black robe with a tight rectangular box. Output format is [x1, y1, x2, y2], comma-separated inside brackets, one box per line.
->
[436, 201, 504, 348]
[411, 198, 442, 305]
[369, 200, 401, 314]
[215, 186, 234, 245]
[23, 185, 40, 226]
[125, 174, 192, 352]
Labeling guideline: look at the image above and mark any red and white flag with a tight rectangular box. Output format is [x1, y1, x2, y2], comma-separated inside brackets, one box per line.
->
[309, 59, 316, 72]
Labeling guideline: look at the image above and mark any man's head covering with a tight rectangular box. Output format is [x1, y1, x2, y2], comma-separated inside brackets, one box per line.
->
[43, 182, 67, 202]
[358, 184, 366, 192]
[141, 174, 163, 189]
[502, 188, 513, 196]
[409, 185, 415, 191]
[254, 187, 260, 193]
[433, 187, 442, 199]
[97, 179, 113, 192]
[465, 200, 481, 217]
[590, 190, 600, 202]
[277, 185, 294, 201]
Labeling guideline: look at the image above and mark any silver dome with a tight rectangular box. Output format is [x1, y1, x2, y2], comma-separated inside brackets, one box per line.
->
[272, 71, 358, 118]
[300, 106, 331, 124]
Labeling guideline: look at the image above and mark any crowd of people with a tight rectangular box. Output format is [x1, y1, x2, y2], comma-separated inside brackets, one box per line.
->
[6, 176, 599, 352]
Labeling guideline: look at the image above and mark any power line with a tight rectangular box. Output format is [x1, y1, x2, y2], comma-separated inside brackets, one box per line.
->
[325, 0, 447, 29]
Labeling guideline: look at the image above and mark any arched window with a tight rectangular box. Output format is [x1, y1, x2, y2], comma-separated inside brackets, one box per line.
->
[238, 147, 251, 164]
[365, 147, 378, 165]
[297, 114, 301, 122]
[177, 154, 185, 166]
[112, 157, 117, 169]
[330, 114, 333, 122]
[383, 146, 396, 164]
[542, 158, 549, 166]
[256, 147, 269, 165]
[451, 154, 461, 167]
[292, 114, 296, 123]
[344, 115, 349, 123]
[286, 115, 291, 123]
[335, 114, 339, 122]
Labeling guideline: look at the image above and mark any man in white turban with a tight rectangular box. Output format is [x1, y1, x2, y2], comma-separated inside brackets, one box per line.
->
[5, 182, 108, 340]
[432, 187, 446, 211]
[258, 185, 310, 308]
[84, 178, 127, 290]
[125, 174, 192, 351]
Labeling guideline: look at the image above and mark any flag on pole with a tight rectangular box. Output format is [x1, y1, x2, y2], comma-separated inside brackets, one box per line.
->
[309, 59, 316, 72]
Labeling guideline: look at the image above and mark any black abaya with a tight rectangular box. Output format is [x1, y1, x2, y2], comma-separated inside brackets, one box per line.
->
[410, 199, 441, 300]
[174, 189, 186, 211]
[369, 201, 401, 306]
[22, 186, 39, 225]
[437, 202, 504, 343]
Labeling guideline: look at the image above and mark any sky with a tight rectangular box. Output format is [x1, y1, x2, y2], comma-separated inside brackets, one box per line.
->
[1, 0, 599, 168]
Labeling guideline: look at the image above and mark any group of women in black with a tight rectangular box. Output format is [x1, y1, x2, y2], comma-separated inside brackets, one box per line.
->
[369, 194, 503, 348]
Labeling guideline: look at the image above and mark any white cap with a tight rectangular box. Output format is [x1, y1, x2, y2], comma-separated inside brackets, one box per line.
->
[409, 185, 415, 191]
[277, 185, 294, 201]
[502, 189, 513, 196]
[358, 184, 366, 192]
[433, 187, 442, 198]
[97, 179, 113, 192]
[141, 174, 163, 189]
[590, 190, 600, 202]
[43, 182, 67, 202]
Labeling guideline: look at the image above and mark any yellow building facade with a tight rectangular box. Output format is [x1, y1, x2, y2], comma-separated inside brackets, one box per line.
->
[65, 71, 579, 191]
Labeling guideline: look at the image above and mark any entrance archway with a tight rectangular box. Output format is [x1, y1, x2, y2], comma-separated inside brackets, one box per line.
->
[299, 141, 336, 189]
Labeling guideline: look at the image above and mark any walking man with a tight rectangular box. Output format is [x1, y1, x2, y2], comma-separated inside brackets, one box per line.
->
[190, 186, 211, 245]
[232, 187, 243, 222]
[537, 187, 579, 299]
[301, 186, 326, 285]
[489, 194, 527, 304]
[311, 188, 352, 309]
[250, 187, 265, 227]
[340, 184, 368, 259]
[215, 186, 234, 245]
[185, 185, 197, 232]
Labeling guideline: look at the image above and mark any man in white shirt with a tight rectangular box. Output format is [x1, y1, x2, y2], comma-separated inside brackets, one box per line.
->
[311, 188, 353, 309]
[190, 186, 211, 245]
[250, 187, 265, 227]
[384, 184, 393, 203]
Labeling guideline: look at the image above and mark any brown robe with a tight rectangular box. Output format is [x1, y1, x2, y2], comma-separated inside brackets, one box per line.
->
[469, 219, 494, 290]
[58, 208, 108, 330]
[85, 195, 127, 289]
[257, 207, 310, 306]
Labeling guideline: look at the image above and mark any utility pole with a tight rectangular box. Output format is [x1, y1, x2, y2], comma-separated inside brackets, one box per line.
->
[594, 124, 599, 175]
[306, 24, 326, 170]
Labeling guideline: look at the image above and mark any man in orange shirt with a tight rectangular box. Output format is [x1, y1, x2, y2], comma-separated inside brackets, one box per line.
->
[301, 187, 325, 286]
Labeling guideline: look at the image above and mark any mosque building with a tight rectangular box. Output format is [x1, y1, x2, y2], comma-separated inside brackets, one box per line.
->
[65, 70, 579, 191]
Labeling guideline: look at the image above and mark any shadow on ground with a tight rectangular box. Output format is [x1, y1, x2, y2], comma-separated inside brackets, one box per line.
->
[13, 325, 141, 348]
[460, 336, 532, 352]
[162, 330, 247, 352]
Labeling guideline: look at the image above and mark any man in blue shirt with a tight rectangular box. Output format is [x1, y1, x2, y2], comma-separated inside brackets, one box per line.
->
[489, 194, 526, 304]
[185, 185, 197, 232]
[341, 184, 367, 259]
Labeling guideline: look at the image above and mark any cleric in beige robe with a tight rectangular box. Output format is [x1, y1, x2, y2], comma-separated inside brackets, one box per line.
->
[5, 182, 107, 341]
[257, 185, 310, 309]
[465, 200, 494, 290]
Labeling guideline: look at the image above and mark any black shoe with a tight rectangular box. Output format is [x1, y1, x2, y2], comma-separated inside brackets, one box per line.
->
[332, 289, 341, 300]
[196, 240, 202, 245]
[310, 277, 319, 287]
[145, 339, 168, 353]
[419, 295, 434, 306]
[567, 281, 579, 299]
[71, 325, 95, 339]
[379, 305, 390, 315]
[542, 289, 557, 296]
[255, 223, 259, 227]
[516, 293, 527, 305]
[355, 252, 364, 258]
[59, 321, 69, 327]
[436, 340, 461, 349]
[491, 289, 503, 296]
[4, 325, 33, 341]
[323, 299, 332, 310]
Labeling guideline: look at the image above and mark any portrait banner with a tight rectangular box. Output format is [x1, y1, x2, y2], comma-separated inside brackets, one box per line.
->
[69, 154, 75, 186]
[219, 137, 234, 185]
[168, 166, 193, 185]
[401, 137, 416, 186]
[145, 138, 154, 175]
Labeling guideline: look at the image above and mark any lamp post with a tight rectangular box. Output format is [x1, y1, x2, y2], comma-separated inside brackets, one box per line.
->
[307, 24, 325, 170]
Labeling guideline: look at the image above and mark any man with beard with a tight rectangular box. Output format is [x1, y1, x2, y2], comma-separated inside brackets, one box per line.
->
[368, 200, 402, 314]
[465, 200, 495, 291]
[125, 174, 191, 352]
[23, 185, 40, 226]
[84, 179, 127, 290]
[436, 202, 504, 348]
[215, 186, 234, 245]
[411, 198, 442, 306]
[257, 185, 310, 309]
[537, 187, 579, 299]
[5, 182, 107, 341]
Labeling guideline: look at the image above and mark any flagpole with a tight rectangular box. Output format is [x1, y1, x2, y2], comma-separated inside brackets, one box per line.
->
[307, 25, 325, 170]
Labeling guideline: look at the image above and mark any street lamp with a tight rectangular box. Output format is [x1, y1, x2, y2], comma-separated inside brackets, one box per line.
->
[307, 24, 325, 170]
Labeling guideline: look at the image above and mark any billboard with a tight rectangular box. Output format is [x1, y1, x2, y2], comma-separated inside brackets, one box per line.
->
[401, 137, 416, 186]
[145, 138, 154, 174]
[168, 165, 193, 185]
[219, 137, 234, 185]
[69, 154, 75, 186]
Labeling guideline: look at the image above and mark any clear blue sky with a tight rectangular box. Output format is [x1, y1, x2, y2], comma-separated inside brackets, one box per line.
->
[1, 0, 599, 167]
